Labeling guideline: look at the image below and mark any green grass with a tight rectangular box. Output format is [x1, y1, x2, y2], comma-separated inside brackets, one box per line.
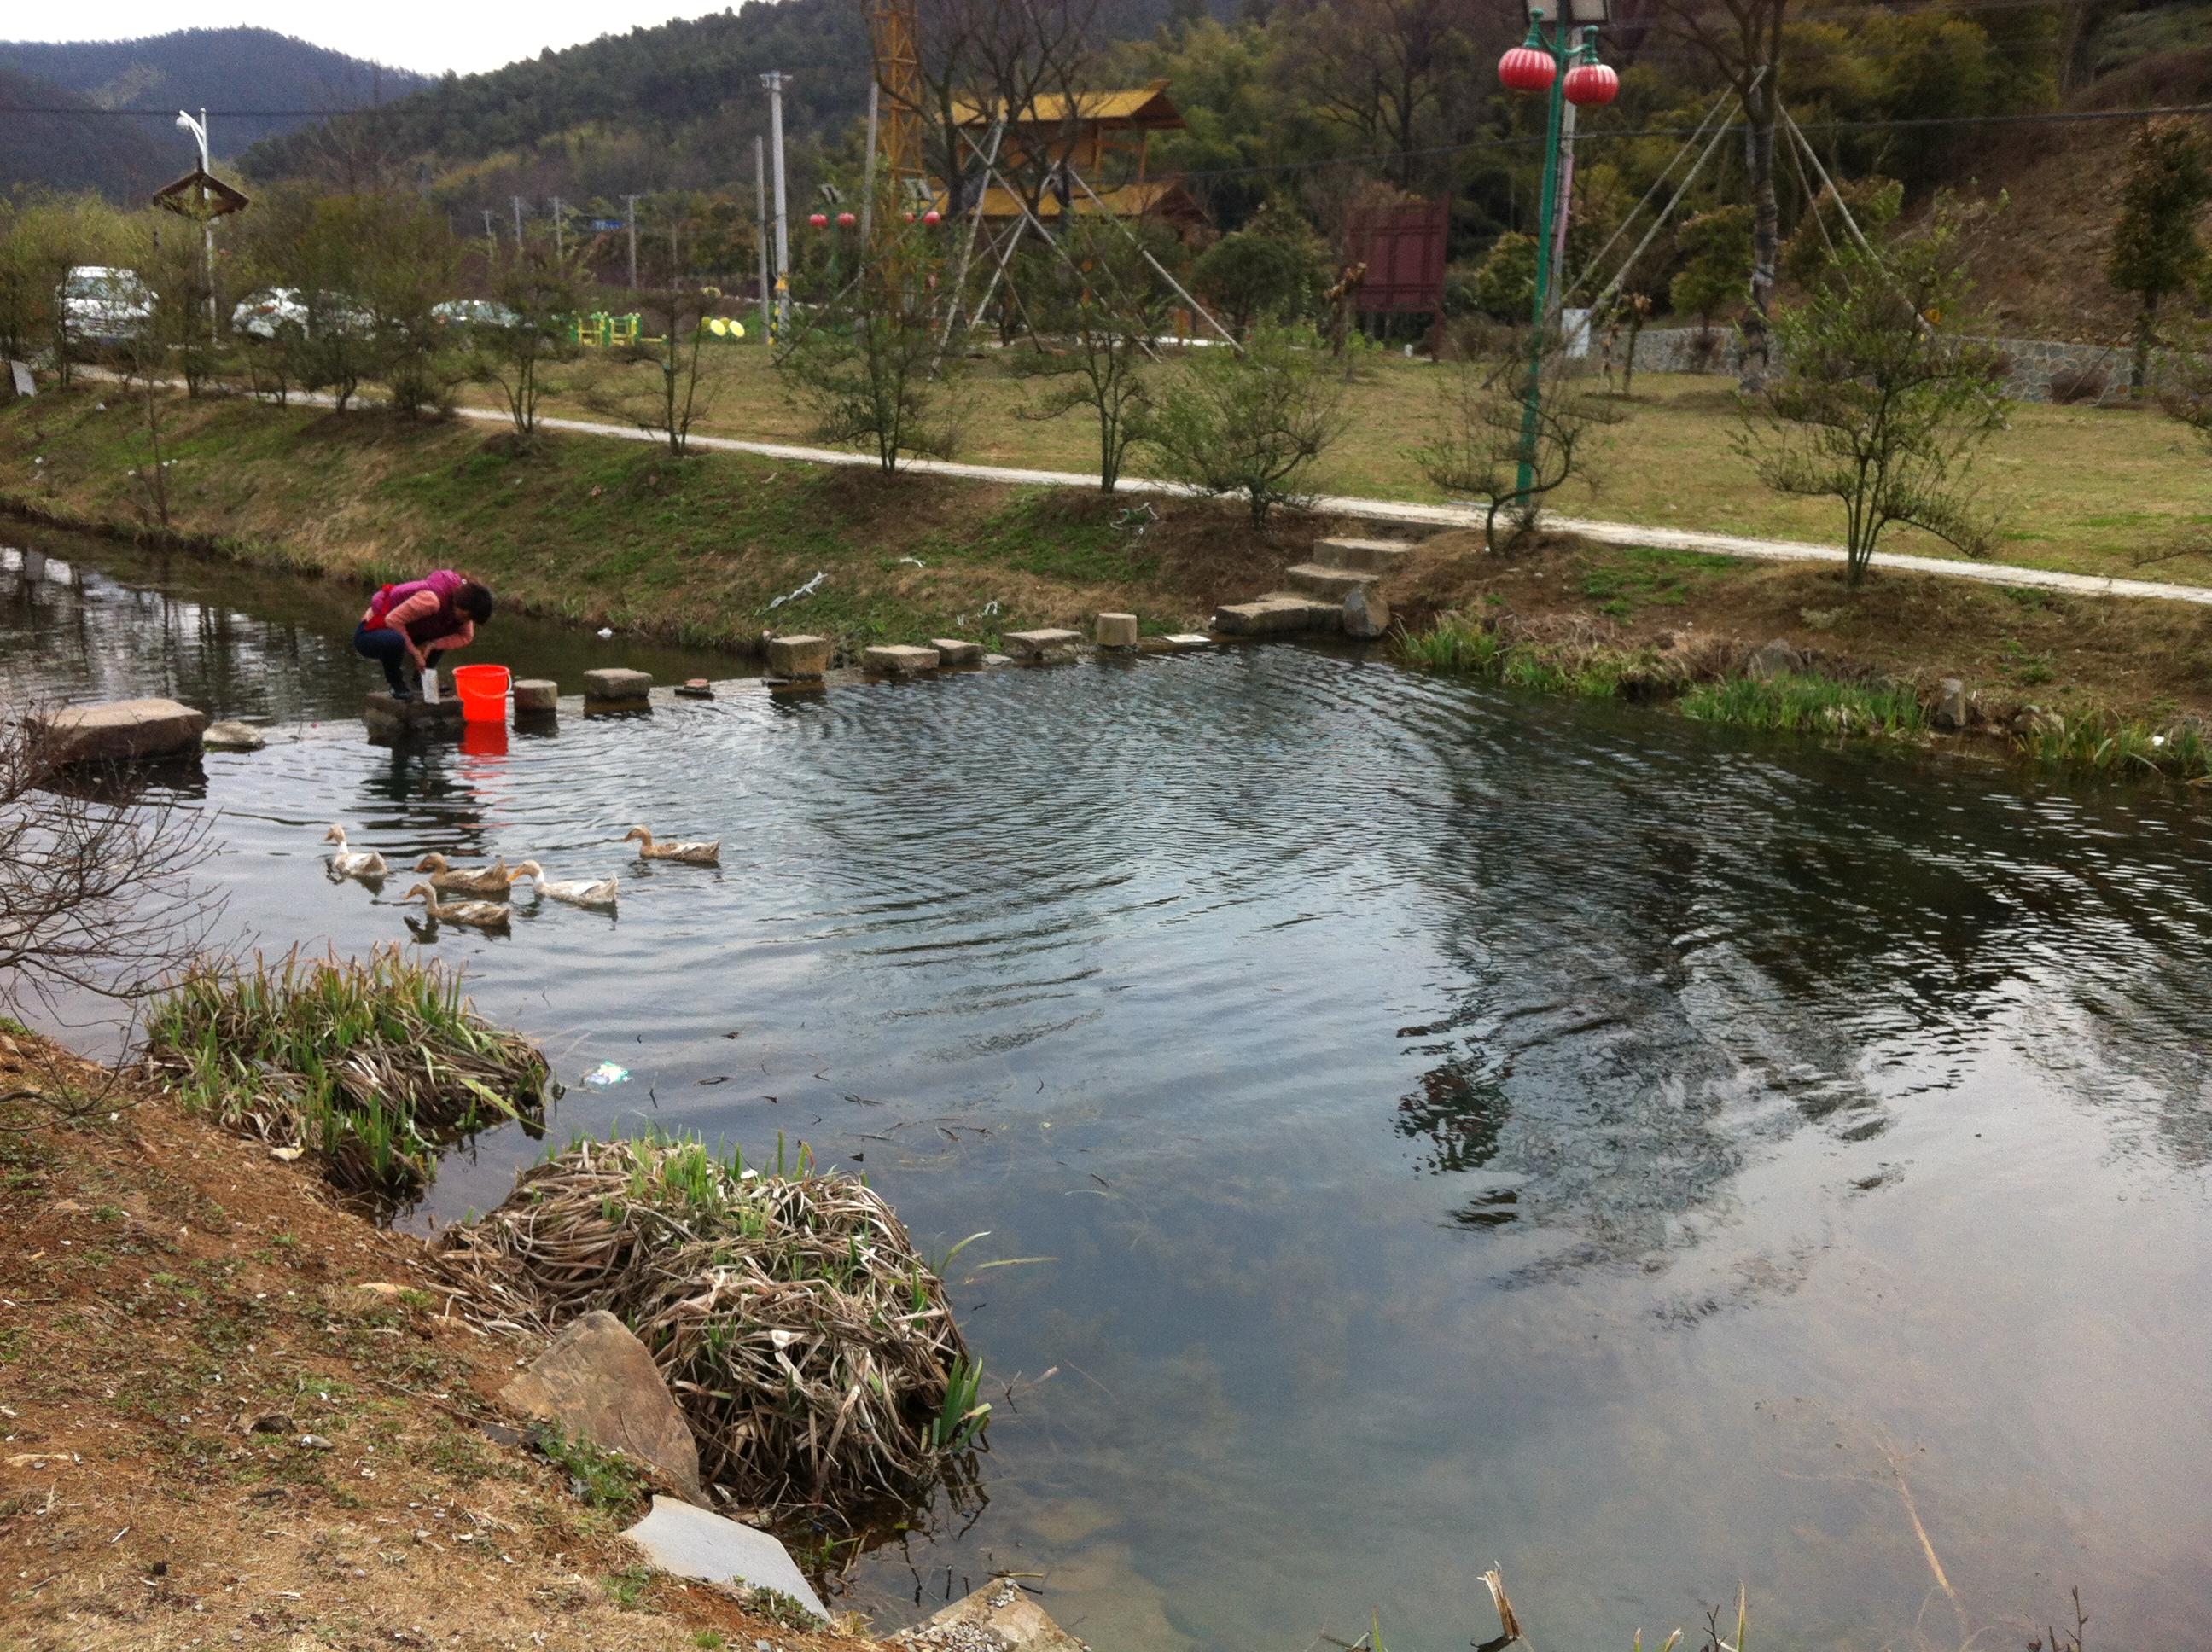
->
[530, 1423, 652, 1519]
[141, 946, 550, 1204]
[1679, 672, 1926, 735]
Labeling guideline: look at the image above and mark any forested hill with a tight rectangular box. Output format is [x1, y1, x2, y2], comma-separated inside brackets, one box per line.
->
[239, 0, 1194, 187]
[0, 28, 428, 159]
[0, 67, 171, 200]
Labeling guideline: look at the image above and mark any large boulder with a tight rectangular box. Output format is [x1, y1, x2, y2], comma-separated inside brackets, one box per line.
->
[620, 1497, 828, 1620]
[1342, 585, 1390, 639]
[894, 1578, 1092, 1652]
[499, 1310, 705, 1506]
[38, 698, 206, 765]
[1746, 638, 1804, 679]
[1933, 678, 1969, 731]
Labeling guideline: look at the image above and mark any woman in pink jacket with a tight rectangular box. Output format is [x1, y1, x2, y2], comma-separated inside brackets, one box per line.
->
[353, 571, 494, 700]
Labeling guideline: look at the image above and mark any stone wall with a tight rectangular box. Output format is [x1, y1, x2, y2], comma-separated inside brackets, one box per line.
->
[1611, 325, 2161, 405]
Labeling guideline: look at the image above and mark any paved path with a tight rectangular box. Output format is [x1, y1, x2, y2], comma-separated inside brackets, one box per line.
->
[498, 409, 2212, 610]
[75, 374, 2211, 609]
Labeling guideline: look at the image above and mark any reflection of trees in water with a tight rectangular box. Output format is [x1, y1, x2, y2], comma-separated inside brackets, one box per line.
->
[1389, 721, 2212, 1258]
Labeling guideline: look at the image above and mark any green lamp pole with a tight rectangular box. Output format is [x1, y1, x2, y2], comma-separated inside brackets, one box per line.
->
[1503, 0, 1613, 503]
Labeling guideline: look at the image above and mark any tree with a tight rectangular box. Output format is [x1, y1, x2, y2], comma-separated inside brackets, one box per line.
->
[1778, 177, 1902, 294]
[1142, 323, 1347, 526]
[2108, 118, 2212, 397]
[1015, 218, 1177, 492]
[777, 211, 961, 474]
[1274, 0, 1477, 189]
[1651, 0, 1790, 388]
[0, 708, 218, 1016]
[1191, 201, 1325, 337]
[1736, 212, 2011, 586]
[1670, 206, 1755, 343]
[1472, 232, 1537, 322]
[0, 195, 130, 391]
[1415, 323, 1623, 550]
[585, 282, 724, 457]
[469, 239, 590, 438]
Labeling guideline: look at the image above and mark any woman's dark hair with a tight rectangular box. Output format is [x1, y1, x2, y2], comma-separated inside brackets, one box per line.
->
[456, 580, 493, 625]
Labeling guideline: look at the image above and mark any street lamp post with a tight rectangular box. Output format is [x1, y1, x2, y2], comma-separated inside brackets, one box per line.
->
[174, 108, 217, 332]
[1499, 0, 1616, 503]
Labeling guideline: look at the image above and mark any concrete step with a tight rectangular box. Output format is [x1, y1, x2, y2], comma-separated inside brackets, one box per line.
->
[1312, 537, 1418, 573]
[1213, 593, 1341, 636]
[1285, 562, 1382, 598]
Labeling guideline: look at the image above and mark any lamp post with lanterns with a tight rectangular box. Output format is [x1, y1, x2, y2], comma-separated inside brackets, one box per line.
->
[1499, 0, 1617, 500]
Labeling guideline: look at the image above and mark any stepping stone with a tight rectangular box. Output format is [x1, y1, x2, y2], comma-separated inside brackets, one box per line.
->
[1285, 562, 1382, 599]
[1094, 612, 1139, 648]
[582, 668, 653, 705]
[1161, 634, 1214, 649]
[1001, 628, 1084, 664]
[621, 1497, 827, 1620]
[39, 697, 207, 764]
[675, 678, 715, 698]
[929, 638, 984, 666]
[1343, 585, 1391, 638]
[512, 678, 559, 713]
[1313, 536, 1420, 572]
[1211, 595, 1339, 636]
[863, 644, 940, 675]
[898, 1578, 1089, 1652]
[364, 691, 463, 738]
[767, 635, 832, 678]
[202, 720, 266, 752]
[500, 1311, 705, 1506]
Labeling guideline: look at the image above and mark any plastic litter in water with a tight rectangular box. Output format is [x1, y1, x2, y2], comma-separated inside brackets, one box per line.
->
[579, 1062, 632, 1088]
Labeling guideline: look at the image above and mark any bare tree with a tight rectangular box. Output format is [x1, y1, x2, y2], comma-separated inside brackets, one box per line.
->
[1651, 0, 1788, 388]
[917, 0, 1103, 224]
[0, 708, 221, 1015]
[1277, 0, 1479, 190]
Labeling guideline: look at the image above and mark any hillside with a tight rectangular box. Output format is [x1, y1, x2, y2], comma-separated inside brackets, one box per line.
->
[0, 66, 171, 200]
[0, 27, 428, 158]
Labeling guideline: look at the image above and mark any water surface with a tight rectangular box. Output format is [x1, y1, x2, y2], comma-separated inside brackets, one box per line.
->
[8, 532, 2211, 1650]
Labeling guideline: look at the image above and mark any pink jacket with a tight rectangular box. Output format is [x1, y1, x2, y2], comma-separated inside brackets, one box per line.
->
[364, 571, 474, 649]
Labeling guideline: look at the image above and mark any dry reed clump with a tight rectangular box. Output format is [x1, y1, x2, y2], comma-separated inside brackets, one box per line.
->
[434, 1132, 987, 1519]
[140, 945, 551, 1203]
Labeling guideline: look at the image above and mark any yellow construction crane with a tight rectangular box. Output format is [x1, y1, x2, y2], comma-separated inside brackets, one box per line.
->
[865, 0, 926, 183]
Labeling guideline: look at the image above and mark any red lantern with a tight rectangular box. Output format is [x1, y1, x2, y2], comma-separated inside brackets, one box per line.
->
[923, 209, 942, 225]
[836, 211, 856, 227]
[808, 212, 828, 228]
[904, 212, 916, 223]
[1564, 61, 1619, 106]
[1498, 42, 1556, 93]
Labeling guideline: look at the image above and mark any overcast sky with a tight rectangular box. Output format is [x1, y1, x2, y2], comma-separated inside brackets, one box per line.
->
[12, 4, 722, 79]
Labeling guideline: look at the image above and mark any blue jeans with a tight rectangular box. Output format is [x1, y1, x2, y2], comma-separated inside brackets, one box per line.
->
[353, 620, 445, 695]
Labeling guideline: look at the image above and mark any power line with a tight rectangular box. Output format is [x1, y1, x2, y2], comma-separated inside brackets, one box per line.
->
[1170, 101, 2212, 183]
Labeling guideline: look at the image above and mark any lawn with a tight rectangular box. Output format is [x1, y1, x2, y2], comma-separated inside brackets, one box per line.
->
[491, 344, 2212, 585]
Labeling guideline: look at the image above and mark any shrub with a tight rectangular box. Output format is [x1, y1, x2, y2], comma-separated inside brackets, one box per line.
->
[1141, 323, 1347, 528]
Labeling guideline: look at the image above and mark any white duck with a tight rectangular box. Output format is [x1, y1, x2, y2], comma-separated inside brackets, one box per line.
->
[513, 861, 619, 908]
[322, 825, 389, 879]
[400, 883, 511, 931]
[624, 824, 720, 864]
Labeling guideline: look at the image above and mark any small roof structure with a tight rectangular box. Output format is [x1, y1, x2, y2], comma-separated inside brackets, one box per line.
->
[150, 166, 250, 220]
[953, 81, 1186, 133]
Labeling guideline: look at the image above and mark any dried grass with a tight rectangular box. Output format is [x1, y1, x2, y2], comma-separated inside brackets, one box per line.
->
[434, 1132, 985, 1519]
[141, 945, 550, 1203]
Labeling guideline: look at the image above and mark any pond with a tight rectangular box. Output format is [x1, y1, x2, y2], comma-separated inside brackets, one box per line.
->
[7, 529, 2212, 1650]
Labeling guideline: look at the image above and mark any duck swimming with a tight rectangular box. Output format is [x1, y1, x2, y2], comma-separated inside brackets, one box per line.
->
[513, 862, 619, 908]
[400, 883, 511, 931]
[322, 825, 389, 879]
[411, 852, 516, 896]
[623, 824, 720, 864]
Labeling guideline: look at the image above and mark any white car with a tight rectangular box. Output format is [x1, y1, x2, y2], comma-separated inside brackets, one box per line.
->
[431, 299, 521, 329]
[232, 288, 374, 340]
[61, 266, 154, 344]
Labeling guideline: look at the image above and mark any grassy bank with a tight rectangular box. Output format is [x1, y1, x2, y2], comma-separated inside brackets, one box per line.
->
[0, 385, 1300, 658]
[511, 347, 2212, 581]
[1382, 530, 2212, 780]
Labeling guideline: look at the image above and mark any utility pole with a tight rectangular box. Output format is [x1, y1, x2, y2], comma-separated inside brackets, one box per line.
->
[551, 196, 565, 259]
[754, 137, 771, 341]
[512, 195, 524, 244]
[482, 208, 496, 250]
[760, 70, 791, 338]
[175, 108, 218, 332]
[624, 194, 642, 289]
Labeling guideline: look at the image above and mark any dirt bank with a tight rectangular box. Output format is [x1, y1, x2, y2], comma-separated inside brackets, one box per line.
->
[0, 1027, 870, 1651]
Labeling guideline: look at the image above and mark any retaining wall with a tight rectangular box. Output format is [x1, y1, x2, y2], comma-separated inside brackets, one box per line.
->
[1609, 325, 2163, 405]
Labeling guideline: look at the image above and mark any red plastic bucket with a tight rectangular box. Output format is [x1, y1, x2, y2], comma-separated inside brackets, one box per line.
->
[451, 664, 510, 724]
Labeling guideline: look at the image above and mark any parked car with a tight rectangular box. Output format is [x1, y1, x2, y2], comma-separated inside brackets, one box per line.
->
[431, 299, 521, 329]
[231, 287, 374, 340]
[61, 266, 154, 345]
